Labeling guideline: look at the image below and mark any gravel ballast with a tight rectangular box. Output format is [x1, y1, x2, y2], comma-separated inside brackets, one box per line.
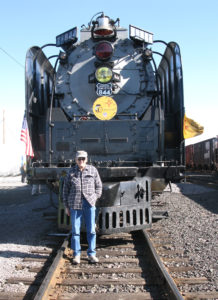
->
[0, 176, 58, 294]
[151, 182, 218, 294]
[0, 176, 217, 295]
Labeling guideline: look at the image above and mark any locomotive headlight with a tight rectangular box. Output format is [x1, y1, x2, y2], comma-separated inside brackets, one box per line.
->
[95, 42, 113, 60]
[95, 66, 113, 83]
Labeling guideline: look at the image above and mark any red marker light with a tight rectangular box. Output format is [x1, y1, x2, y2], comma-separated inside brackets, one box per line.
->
[95, 42, 113, 60]
[94, 29, 114, 36]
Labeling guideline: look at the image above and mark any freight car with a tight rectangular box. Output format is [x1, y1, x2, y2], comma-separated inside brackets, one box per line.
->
[186, 137, 218, 170]
[25, 12, 185, 234]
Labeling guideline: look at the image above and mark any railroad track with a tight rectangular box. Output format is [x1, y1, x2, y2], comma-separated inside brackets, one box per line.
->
[0, 234, 64, 300]
[147, 226, 218, 300]
[185, 171, 218, 189]
[32, 231, 183, 300]
[3, 227, 218, 299]
[1, 177, 217, 299]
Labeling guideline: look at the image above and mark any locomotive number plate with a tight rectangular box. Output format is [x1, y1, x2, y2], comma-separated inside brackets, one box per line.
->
[96, 83, 112, 96]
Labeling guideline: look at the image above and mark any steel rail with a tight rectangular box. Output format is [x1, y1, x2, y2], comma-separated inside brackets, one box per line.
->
[143, 229, 184, 300]
[34, 230, 184, 300]
[33, 237, 69, 300]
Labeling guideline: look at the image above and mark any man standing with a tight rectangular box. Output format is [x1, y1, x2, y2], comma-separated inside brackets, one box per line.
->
[63, 150, 102, 264]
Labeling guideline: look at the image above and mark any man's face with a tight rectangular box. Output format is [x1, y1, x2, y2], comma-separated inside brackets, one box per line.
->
[76, 157, 87, 169]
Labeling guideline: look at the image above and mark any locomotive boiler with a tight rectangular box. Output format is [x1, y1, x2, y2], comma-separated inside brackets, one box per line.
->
[25, 13, 185, 234]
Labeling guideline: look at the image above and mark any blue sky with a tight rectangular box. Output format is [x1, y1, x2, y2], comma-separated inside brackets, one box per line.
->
[0, 0, 218, 147]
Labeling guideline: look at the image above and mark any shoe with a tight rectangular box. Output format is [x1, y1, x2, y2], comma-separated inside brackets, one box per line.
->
[88, 256, 99, 263]
[72, 255, 80, 264]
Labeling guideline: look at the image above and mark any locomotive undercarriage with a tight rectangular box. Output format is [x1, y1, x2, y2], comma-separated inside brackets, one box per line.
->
[29, 162, 184, 233]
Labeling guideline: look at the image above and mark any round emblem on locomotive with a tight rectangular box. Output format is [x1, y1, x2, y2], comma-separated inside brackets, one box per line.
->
[92, 96, 117, 120]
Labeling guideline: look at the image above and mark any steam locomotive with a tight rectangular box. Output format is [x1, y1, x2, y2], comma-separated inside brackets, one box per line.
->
[25, 13, 185, 234]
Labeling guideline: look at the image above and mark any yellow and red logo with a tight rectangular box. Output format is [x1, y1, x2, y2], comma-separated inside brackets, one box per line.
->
[93, 96, 117, 120]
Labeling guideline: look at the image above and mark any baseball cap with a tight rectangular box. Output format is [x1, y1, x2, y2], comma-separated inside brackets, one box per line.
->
[76, 150, 88, 159]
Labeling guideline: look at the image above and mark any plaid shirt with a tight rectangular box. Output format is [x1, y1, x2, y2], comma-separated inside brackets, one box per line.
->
[63, 164, 102, 209]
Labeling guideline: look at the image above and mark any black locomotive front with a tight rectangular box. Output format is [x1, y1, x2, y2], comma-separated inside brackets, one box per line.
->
[25, 13, 185, 233]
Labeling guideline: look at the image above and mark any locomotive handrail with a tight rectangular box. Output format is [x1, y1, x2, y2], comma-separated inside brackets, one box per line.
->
[153, 50, 172, 111]
[41, 43, 57, 49]
[48, 57, 59, 165]
[151, 56, 164, 162]
[71, 113, 138, 117]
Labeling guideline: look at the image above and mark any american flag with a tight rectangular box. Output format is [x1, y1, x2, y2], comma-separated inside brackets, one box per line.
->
[20, 115, 34, 157]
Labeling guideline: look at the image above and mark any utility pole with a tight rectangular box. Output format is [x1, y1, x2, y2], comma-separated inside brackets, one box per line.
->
[3, 109, 5, 144]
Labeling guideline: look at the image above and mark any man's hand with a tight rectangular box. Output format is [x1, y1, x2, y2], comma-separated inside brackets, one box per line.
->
[65, 207, 70, 216]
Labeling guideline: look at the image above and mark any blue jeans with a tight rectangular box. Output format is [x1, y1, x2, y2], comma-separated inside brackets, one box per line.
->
[70, 199, 96, 257]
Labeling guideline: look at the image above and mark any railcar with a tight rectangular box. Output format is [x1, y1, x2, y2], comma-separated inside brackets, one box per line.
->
[185, 144, 194, 169]
[25, 12, 185, 234]
[186, 137, 218, 170]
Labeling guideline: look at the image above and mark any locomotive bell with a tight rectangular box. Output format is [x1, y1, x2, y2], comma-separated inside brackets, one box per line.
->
[93, 15, 114, 37]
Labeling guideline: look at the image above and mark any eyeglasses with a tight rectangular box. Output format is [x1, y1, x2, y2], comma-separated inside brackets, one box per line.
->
[78, 157, 86, 161]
